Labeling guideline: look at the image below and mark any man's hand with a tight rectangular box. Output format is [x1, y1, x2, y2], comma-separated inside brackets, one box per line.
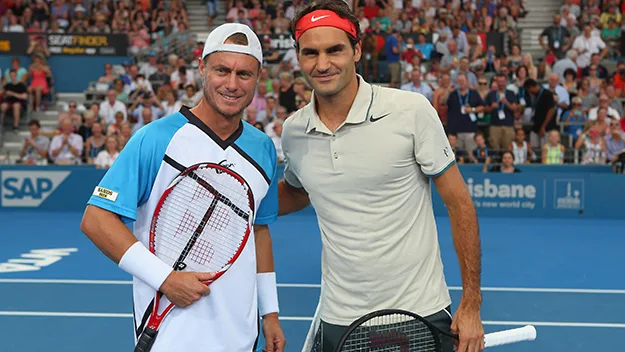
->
[451, 300, 484, 352]
[262, 313, 286, 352]
[159, 271, 215, 308]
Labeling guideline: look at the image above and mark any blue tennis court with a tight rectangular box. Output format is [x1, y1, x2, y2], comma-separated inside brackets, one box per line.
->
[0, 210, 623, 351]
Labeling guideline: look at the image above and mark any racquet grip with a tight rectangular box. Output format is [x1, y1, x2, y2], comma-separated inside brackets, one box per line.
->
[484, 325, 536, 347]
[134, 327, 159, 352]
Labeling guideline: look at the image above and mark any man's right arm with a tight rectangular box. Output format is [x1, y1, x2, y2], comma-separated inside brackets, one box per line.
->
[80, 205, 142, 264]
[277, 180, 310, 216]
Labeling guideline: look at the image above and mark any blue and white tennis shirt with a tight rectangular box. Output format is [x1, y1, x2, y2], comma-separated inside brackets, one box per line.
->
[87, 106, 278, 352]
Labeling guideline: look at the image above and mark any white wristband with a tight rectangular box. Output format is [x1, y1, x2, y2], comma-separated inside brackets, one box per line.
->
[257, 272, 279, 317]
[118, 241, 173, 292]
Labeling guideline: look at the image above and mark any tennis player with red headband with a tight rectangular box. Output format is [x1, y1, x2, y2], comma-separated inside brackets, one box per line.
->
[278, 1, 484, 352]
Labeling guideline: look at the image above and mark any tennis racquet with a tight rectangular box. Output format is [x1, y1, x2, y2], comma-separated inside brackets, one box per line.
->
[335, 309, 536, 352]
[133, 162, 255, 352]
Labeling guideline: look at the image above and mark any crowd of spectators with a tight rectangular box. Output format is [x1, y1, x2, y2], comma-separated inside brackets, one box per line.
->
[2, 0, 625, 172]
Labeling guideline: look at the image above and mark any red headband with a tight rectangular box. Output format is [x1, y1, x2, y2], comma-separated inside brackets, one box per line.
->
[295, 9, 357, 42]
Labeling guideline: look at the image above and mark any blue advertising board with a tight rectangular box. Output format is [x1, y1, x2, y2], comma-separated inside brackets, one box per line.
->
[1, 165, 624, 219]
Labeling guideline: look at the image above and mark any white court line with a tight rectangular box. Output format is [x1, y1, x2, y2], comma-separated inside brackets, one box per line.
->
[1, 279, 624, 294]
[0, 311, 624, 328]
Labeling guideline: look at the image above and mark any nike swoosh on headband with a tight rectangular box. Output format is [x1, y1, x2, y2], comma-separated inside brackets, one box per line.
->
[311, 15, 330, 22]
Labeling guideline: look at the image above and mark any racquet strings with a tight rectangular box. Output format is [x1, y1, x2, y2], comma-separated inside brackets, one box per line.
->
[339, 313, 438, 352]
[153, 166, 251, 273]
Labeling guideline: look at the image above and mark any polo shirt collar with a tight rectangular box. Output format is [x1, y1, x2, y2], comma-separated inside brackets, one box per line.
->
[305, 75, 374, 134]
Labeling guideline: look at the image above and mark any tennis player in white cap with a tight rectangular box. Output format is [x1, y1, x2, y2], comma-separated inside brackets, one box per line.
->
[80, 23, 285, 352]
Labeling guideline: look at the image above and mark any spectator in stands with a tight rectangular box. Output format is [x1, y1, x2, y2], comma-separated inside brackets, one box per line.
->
[117, 121, 132, 149]
[440, 39, 463, 74]
[19, 119, 50, 165]
[1, 69, 28, 132]
[84, 121, 106, 165]
[452, 57, 479, 88]
[540, 14, 571, 60]
[257, 93, 277, 124]
[401, 70, 433, 103]
[3, 57, 27, 85]
[277, 72, 297, 113]
[432, 72, 453, 123]
[489, 150, 521, 173]
[509, 128, 531, 165]
[486, 73, 518, 152]
[582, 53, 608, 79]
[562, 96, 587, 138]
[605, 86, 624, 117]
[139, 52, 159, 78]
[113, 79, 129, 104]
[162, 90, 181, 116]
[572, 23, 607, 70]
[446, 73, 485, 153]
[562, 0, 581, 18]
[271, 119, 284, 163]
[57, 101, 82, 129]
[49, 118, 83, 165]
[415, 33, 434, 61]
[129, 91, 165, 122]
[94, 136, 120, 169]
[180, 85, 201, 108]
[545, 73, 570, 121]
[590, 107, 611, 137]
[265, 105, 287, 138]
[469, 132, 491, 172]
[552, 50, 578, 82]
[78, 110, 96, 142]
[99, 89, 127, 125]
[588, 94, 620, 121]
[606, 121, 625, 165]
[26, 55, 51, 112]
[447, 134, 465, 164]
[575, 128, 606, 165]
[206, 0, 219, 27]
[132, 108, 154, 134]
[98, 63, 118, 85]
[148, 60, 170, 86]
[542, 130, 565, 165]
[524, 78, 557, 149]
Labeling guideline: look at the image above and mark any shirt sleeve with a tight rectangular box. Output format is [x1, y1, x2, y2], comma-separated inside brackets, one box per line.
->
[253, 139, 278, 225]
[86, 128, 157, 222]
[281, 125, 304, 189]
[413, 94, 456, 177]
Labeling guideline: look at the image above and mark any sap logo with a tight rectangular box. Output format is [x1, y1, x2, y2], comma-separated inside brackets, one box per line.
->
[466, 178, 536, 199]
[1, 171, 70, 207]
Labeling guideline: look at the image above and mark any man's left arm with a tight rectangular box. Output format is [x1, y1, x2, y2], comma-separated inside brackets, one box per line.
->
[433, 165, 484, 352]
[412, 94, 483, 352]
[254, 148, 285, 352]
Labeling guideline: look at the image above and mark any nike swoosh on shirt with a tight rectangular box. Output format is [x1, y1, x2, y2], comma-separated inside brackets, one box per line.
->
[311, 15, 330, 22]
[369, 113, 391, 122]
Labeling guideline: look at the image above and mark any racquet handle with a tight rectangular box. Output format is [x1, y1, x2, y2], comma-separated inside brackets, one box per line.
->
[484, 325, 536, 347]
[134, 327, 158, 352]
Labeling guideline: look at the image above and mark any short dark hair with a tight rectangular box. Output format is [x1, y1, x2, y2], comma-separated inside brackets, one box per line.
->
[28, 119, 40, 128]
[225, 32, 249, 46]
[502, 150, 515, 161]
[290, 0, 361, 51]
[523, 78, 538, 90]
